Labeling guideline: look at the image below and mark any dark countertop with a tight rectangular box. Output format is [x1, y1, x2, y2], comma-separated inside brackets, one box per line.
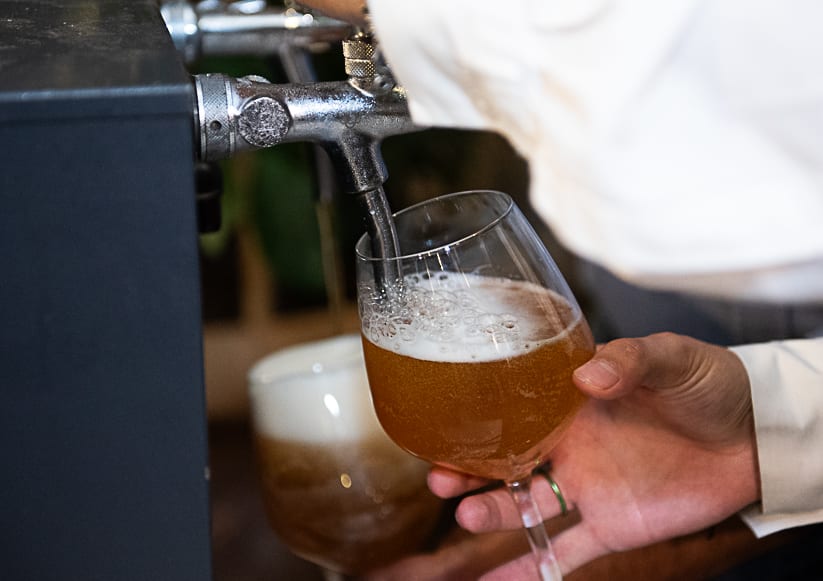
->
[0, 0, 191, 121]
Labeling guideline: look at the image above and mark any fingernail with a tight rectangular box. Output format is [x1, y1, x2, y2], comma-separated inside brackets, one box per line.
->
[574, 359, 619, 389]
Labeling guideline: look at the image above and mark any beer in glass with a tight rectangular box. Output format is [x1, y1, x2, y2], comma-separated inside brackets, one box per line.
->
[356, 191, 595, 580]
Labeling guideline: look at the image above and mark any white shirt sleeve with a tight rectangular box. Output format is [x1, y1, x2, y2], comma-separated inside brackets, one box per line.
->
[731, 339, 823, 537]
[367, 0, 823, 303]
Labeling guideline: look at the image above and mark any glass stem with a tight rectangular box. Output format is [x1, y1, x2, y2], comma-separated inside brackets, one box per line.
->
[507, 477, 563, 581]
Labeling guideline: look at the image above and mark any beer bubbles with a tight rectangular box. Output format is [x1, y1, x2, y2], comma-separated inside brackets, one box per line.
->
[360, 271, 572, 362]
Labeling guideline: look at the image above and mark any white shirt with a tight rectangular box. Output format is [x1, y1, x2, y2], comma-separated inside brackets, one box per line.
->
[369, 0, 823, 536]
[370, 0, 823, 303]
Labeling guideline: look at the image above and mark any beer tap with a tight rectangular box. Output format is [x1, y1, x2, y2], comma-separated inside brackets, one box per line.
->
[191, 29, 420, 264]
[162, 1, 420, 266]
[161, 0, 354, 233]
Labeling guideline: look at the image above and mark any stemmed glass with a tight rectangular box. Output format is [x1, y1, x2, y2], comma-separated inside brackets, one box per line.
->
[355, 190, 595, 580]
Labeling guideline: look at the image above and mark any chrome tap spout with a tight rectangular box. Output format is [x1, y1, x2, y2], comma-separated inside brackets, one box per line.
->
[193, 72, 419, 194]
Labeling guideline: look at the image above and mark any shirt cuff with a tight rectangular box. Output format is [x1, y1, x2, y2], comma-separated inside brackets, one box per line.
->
[731, 339, 823, 536]
[740, 504, 823, 538]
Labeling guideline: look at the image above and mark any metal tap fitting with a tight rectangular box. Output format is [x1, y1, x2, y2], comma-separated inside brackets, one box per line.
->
[193, 72, 419, 194]
[342, 32, 395, 96]
[161, 0, 351, 64]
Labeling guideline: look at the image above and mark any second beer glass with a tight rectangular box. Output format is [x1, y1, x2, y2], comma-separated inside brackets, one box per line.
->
[248, 335, 444, 578]
[356, 190, 595, 581]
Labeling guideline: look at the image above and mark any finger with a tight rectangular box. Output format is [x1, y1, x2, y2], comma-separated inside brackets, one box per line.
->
[454, 488, 512, 532]
[428, 467, 492, 499]
[479, 552, 541, 581]
[369, 530, 533, 581]
[478, 516, 612, 580]
[572, 332, 703, 399]
[549, 514, 613, 574]
[455, 474, 569, 533]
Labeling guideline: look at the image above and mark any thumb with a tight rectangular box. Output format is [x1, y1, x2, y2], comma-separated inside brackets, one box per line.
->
[573, 333, 753, 445]
[572, 332, 701, 399]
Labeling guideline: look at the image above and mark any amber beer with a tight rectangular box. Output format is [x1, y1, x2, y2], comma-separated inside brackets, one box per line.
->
[254, 434, 442, 575]
[361, 275, 594, 482]
[248, 336, 443, 576]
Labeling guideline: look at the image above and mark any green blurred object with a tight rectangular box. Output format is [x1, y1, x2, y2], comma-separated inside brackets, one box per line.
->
[254, 145, 326, 308]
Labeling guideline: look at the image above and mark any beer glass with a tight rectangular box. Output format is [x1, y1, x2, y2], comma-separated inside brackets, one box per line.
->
[247, 335, 444, 578]
[355, 190, 595, 580]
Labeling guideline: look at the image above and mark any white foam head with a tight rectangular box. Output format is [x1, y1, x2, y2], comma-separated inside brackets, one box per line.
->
[247, 334, 384, 443]
[361, 272, 579, 363]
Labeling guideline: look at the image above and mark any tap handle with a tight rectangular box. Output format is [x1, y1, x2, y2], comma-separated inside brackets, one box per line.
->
[342, 33, 396, 95]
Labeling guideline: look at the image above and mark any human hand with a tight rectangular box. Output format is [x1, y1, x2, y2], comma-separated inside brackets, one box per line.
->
[429, 332, 760, 579]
